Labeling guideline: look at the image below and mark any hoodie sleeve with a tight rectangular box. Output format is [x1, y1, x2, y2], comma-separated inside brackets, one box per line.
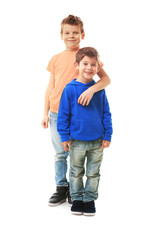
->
[57, 87, 71, 142]
[102, 91, 113, 141]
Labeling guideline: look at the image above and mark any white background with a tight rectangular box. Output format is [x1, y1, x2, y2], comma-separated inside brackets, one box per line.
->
[0, 0, 150, 239]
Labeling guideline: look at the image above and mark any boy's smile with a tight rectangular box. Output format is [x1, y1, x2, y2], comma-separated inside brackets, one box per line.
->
[61, 24, 85, 51]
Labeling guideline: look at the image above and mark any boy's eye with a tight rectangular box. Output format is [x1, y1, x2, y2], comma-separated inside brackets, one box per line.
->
[64, 32, 79, 35]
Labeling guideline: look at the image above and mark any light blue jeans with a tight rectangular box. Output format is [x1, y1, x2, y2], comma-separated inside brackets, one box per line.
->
[49, 111, 69, 186]
[69, 139, 103, 202]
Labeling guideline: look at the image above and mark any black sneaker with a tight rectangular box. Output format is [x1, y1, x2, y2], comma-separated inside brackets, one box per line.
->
[71, 201, 84, 215]
[67, 184, 72, 206]
[48, 186, 68, 206]
[83, 201, 96, 216]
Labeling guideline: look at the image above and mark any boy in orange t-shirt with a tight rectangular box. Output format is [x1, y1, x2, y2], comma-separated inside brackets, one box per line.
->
[41, 15, 110, 206]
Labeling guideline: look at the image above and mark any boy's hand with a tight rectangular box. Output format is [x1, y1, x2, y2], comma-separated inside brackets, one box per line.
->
[62, 141, 72, 152]
[41, 116, 49, 128]
[102, 140, 111, 149]
[78, 88, 94, 106]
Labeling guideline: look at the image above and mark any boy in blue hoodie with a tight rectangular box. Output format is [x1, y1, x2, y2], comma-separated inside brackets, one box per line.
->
[57, 47, 113, 216]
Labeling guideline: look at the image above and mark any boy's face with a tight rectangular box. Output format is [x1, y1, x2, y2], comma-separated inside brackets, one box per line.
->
[61, 24, 85, 51]
[75, 56, 100, 82]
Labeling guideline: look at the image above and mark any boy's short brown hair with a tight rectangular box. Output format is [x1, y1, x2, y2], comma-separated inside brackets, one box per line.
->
[61, 15, 84, 34]
[76, 47, 100, 64]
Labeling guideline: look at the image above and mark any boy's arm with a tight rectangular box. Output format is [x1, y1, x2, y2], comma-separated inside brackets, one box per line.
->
[41, 73, 55, 128]
[57, 87, 71, 143]
[78, 67, 110, 106]
[102, 91, 113, 142]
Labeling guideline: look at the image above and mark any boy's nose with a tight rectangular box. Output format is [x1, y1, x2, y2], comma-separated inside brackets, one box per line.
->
[87, 65, 92, 69]
[69, 32, 74, 38]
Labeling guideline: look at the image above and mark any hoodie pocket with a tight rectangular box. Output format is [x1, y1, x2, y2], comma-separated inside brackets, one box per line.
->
[73, 119, 104, 140]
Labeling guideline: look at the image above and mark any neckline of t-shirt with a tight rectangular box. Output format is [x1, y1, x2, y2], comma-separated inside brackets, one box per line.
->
[64, 50, 78, 54]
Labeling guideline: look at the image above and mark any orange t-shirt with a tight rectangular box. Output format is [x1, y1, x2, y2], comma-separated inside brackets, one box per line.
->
[47, 50, 103, 113]
[47, 50, 78, 113]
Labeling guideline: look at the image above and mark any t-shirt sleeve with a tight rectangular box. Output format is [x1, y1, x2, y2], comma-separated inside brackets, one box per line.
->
[47, 55, 55, 74]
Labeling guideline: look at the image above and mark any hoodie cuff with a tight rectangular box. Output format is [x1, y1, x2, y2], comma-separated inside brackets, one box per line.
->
[60, 135, 70, 142]
[103, 135, 112, 142]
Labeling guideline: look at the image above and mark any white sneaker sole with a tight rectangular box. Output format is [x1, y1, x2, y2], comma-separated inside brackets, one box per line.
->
[71, 211, 83, 215]
[83, 212, 95, 216]
[48, 199, 66, 207]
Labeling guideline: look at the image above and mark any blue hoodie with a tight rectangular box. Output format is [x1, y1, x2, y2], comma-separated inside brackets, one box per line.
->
[57, 79, 112, 142]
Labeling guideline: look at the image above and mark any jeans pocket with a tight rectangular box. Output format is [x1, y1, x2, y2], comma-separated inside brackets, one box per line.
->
[49, 111, 58, 127]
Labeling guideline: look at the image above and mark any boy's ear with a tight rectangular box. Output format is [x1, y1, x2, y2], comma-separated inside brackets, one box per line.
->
[81, 32, 85, 40]
[74, 62, 79, 69]
[97, 64, 101, 73]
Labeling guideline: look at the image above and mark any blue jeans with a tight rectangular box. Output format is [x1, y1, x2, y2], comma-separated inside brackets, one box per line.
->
[69, 139, 103, 202]
[49, 111, 69, 186]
